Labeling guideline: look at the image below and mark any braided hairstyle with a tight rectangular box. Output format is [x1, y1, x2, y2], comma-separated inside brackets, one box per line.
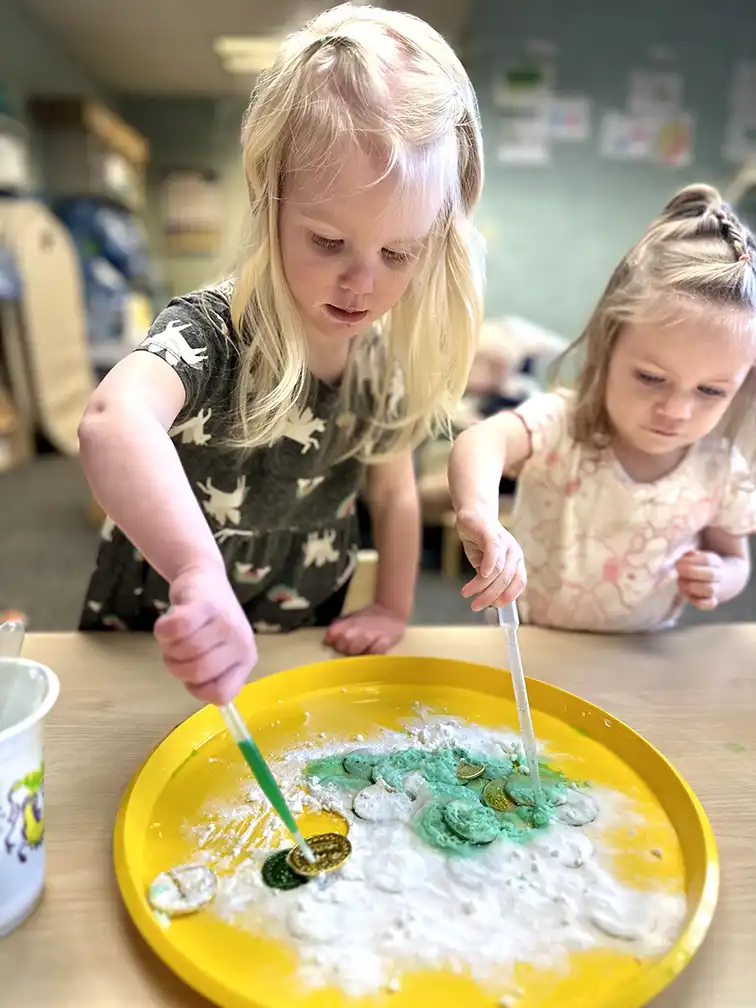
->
[644, 184, 756, 289]
[560, 184, 756, 451]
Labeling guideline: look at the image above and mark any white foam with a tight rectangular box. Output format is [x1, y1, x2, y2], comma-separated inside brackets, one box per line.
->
[185, 711, 687, 998]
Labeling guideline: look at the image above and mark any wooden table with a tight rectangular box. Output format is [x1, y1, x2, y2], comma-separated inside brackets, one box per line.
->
[3, 626, 755, 1006]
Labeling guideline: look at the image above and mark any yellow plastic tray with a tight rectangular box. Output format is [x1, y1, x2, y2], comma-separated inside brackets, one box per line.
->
[114, 656, 718, 1008]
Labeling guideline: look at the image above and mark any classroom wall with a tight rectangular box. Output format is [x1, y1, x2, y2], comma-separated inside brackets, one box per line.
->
[466, 0, 756, 341]
[0, 0, 115, 195]
[0, 0, 110, 127]
[119, 96, 249, 300]
[120, 0, 756, 325]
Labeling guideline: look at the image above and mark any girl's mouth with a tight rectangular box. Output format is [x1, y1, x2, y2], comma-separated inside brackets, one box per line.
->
[325, 304, 369, 324]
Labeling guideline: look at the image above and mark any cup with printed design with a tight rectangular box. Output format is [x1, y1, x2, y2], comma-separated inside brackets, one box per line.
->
[0, 621, 59, 937]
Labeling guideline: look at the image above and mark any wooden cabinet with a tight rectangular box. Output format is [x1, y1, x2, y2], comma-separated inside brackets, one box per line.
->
[28, 97, 149, 211]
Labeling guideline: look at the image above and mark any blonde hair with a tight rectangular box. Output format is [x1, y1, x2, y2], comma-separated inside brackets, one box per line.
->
[557, 184, 756, 451]
[226, 2, 485, 461]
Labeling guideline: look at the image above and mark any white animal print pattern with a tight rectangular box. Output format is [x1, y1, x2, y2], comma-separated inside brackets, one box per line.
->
[197, 477, 247, 527]
[143, 320, 208, 369]
[303, 530, 340, 568]
[80, 285, 373, 635]
[272, 407, 326, 454]
[170, 408, 213, 446]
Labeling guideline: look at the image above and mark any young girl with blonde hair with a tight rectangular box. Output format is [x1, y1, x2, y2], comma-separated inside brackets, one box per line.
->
[450, 184, 756, 632]
[78, 2, 485, 702]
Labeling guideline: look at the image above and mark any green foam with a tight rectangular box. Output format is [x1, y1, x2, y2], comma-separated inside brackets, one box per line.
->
[506, 774, 567, 809]
[414, 801, 479, 856]
[443, 800, 501, 844]
[307, 756, 368, 789]
[304, 743, 584, 857]
[342, 749, 379, 777]
[371, 749, 427, 789]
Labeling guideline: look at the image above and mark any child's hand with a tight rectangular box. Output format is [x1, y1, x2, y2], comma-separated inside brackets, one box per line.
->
[325, 603, 406, 656]
[154, 566, 257, 704]
[676, 550, 724, 610]
[456, 505, 526, 611]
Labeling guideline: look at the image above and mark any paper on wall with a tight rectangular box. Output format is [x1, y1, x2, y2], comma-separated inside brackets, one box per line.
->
[497, 109, 550, 165]
[729, 60, 756, 115]
[654, 112, 694, 167]
[599, 109, 693, 166]
[724, 119, 756, 164]
[628, 70, 683, 119]
[547, 96, 591, 141]
[724, 61, 756, 163]
[492, 62, 553, 111]
[599, 111, 654, 160]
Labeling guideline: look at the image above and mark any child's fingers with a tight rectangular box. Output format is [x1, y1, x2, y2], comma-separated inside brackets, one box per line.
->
[335, 629, 369, 655]
[679, 579, 717, 607]
[677, 563, 716, 583]
[470, 564, 520, 611]
[686, 583, 714, 599]
[159, 623, 222, 663]
[462, 546, 518, 599]
[155, 605, 212, 645]
[323, 619, 345, 644]
[493, 560, 527, 607]
[367, 634, 392, 654]
[187, 663, 248, 704]
[688, 593, 718, 610]
[461, 572, 489, 597]
[163, 640, 236, 686]
[478, 540, 501, 580]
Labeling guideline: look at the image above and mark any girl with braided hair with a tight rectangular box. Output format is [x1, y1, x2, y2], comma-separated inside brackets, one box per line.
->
[450, 184, 756, 632]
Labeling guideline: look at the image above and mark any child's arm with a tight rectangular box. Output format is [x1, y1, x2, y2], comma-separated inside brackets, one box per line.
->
[325, 452, 418, 654]
[448, 412, 532, 610]
[366, 451, 419, 622]
[79, 352, 224, 583]
[78, 351, 255, 703]
[449, 411, 531, 516]
[675, 527, 751, 610]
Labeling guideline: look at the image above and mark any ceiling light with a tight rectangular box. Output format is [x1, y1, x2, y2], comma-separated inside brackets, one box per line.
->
[214, 36, 282, 73]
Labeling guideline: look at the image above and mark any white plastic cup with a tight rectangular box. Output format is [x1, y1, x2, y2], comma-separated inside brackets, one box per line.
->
[0, 657, 59, 937]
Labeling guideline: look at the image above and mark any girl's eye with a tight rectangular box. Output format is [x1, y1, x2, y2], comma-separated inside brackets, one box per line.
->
[311, 233, 343, 252]
[698, 385, 726, 398]
[634, 370, 664, 385]
[382, 247, 413, 266]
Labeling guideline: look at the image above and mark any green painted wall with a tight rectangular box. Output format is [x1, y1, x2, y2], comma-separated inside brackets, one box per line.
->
[0, 0, 112, 186]
[0, 0, 110, 115]
[467, 0, 756, 340]
[120, 96, 248, 299]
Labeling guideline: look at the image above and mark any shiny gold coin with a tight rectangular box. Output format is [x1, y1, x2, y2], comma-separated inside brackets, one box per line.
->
[286, 832, 352, 878]
[482, 778, 513, 811]
[456, 761, 486, 782]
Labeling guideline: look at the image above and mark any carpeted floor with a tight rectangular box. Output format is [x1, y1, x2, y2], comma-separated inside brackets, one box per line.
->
[0, 454, 751, 631]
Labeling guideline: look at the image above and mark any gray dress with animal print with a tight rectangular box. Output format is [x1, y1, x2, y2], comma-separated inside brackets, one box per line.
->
[79, 283, 367, 634]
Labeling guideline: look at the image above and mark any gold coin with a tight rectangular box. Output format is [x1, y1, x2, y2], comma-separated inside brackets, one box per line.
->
[286, 832, 352, 878]
[482, 778, 513, 811]
[456, 761, 486, 782]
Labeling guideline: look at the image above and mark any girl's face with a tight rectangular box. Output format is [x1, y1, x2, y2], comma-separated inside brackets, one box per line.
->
[605, 309, 754, 458]
[279, 140, 445, 349]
